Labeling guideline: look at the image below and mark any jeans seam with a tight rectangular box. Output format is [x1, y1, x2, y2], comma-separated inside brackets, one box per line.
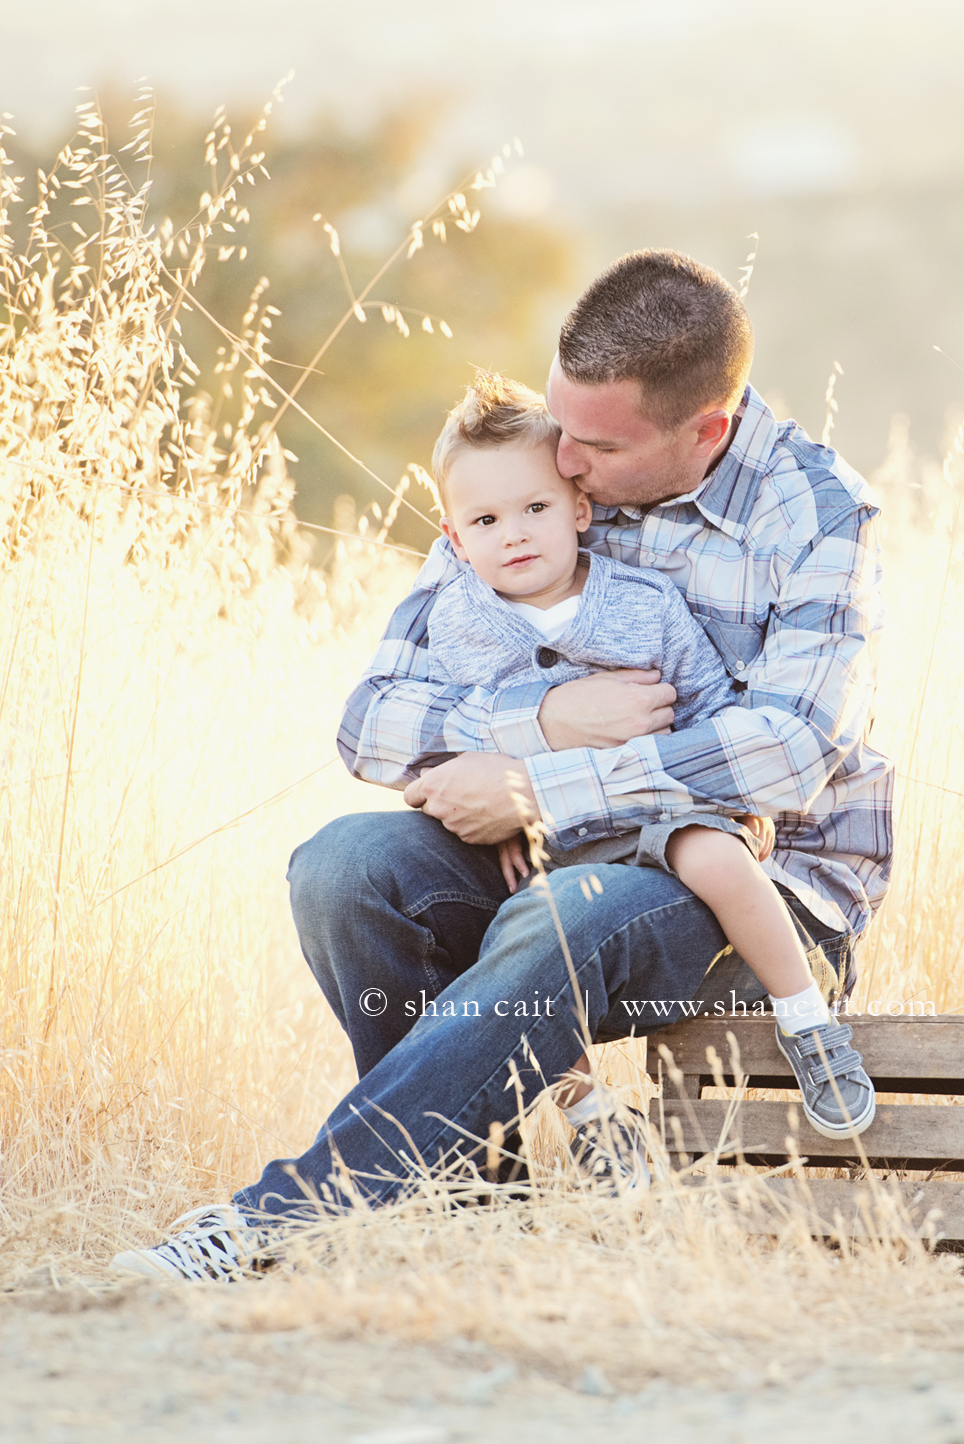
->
[402, 892, 502, 996]
[418, 923, 447, 999]
[400, 890, 503, 921]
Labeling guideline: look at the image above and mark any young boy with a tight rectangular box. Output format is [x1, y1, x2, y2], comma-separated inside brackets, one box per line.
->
[426, 372, 876, 1165]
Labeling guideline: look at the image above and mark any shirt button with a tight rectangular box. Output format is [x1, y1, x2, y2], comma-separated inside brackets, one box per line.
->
[578, 827, 588, 836]
[536, 646, 559, 668]
[736, 659, 744, 670]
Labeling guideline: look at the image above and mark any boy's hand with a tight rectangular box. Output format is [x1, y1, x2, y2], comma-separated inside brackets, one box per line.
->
[538, 668, 676, 751]
[736, 813, 776, 862]
[498, 832, 531, 893]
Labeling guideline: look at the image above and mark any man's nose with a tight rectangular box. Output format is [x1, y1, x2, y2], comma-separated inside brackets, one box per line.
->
[556, 434, 585, 480]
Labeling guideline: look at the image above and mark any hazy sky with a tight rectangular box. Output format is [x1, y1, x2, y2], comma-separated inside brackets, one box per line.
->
[5, 0, 964, 472]
[5, 0, 964, 217]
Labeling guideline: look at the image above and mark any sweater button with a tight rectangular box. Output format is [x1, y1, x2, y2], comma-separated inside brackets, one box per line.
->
[536, 646, 559, 668]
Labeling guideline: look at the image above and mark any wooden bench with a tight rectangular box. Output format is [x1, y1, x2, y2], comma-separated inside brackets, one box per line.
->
[643, 1013, 964, 1242]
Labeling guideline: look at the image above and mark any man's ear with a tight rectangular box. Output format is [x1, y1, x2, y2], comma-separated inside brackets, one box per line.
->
[440, 516, 469, 560]
[574, 488, 594, 533]
[693, 408, 732, 456]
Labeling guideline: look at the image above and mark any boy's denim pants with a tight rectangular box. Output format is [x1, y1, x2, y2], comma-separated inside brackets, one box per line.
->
[234, 810, 852, 1219]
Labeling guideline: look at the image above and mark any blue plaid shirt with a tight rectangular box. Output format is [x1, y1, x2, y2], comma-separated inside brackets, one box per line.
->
[338, 387, 893, 938]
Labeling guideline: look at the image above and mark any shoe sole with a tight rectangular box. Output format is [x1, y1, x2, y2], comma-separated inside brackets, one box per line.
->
[775, 1031, 877, 1140]
[574, 1164, 651, 1195]
[112, 1248, 190, 1281]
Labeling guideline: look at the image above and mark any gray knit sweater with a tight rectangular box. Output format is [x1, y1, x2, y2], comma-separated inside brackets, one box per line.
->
[427, 550, 736, 729]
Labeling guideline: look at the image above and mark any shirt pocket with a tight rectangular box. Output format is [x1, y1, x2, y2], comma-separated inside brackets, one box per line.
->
[693, 616, 767, 681]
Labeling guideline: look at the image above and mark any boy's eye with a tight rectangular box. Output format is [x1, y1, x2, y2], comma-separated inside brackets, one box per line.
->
[474, 514, 497, 527]
[528, 502, 547, 514]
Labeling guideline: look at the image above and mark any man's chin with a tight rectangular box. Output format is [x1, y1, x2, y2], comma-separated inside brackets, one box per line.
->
[588, 480, 684, 510]
[584, 488, 624, 510]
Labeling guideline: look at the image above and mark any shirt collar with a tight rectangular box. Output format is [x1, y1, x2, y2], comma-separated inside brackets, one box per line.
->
[590, 385, 779, 543]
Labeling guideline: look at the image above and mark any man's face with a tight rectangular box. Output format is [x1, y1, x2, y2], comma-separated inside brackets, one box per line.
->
[546, 357, 721, 510]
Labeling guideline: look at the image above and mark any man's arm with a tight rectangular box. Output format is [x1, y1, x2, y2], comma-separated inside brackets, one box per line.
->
[341, 536, 679, 786]
[524, 508, 885, 847]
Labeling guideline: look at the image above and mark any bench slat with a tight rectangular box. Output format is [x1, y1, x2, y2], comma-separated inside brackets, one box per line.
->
[684, 1177, 964, 1240]
[643, 1015, 964, 1082]
[650, 1098, 964, 1168]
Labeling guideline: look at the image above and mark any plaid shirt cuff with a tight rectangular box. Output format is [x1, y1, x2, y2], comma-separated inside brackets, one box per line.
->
[524, 747, 620, 844]
[489, 681, 555, 759]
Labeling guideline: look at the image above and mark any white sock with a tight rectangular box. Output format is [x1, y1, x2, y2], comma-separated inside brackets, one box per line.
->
[770, 979, 831, 1036]
[561, 1091, 606, 1128]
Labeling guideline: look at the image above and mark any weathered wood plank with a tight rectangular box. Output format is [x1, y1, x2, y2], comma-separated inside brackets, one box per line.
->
[685, 1077, 964, 1098]
[650, 1098, 964, 1167]
[685, 1177, 964, 1240]
[643, 1014, 964, 1083]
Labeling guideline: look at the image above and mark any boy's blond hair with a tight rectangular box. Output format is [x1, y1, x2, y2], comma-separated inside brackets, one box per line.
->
[432, 371, 561, 506]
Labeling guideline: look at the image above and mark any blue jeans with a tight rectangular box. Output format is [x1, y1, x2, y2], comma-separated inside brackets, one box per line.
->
[234, 811, 853, 1219]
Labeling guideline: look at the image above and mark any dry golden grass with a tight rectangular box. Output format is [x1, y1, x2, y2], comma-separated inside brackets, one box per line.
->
[2, 95, 964, 1378]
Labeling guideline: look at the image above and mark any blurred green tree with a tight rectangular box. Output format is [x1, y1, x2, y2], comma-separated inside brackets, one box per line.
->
[9, 90, 573, 552]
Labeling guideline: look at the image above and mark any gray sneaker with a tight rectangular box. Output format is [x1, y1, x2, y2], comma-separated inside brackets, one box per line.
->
[775, 1019, 876, 1139]
[570, 1106, 651, 1193]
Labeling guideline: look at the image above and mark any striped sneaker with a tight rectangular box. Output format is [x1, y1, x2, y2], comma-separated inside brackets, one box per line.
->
[570, 1106, 651, 1193]
[113, 1205, 274, 1282]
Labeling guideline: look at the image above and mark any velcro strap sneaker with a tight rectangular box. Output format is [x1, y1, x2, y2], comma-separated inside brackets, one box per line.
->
[774, 1020, 876, 1139]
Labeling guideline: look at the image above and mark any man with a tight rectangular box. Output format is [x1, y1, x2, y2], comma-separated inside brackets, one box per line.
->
[115, 250, 892, 1281]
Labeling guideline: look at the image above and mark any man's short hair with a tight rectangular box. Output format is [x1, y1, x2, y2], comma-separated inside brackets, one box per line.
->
[558, 250, 754, 431]
[432, 371, 560, 505]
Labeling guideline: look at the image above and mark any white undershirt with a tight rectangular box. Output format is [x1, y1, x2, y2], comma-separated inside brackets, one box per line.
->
[503, 594, 580, 643]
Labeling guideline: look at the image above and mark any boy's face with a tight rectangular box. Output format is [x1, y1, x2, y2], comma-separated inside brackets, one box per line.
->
[440, 439, 592, 601]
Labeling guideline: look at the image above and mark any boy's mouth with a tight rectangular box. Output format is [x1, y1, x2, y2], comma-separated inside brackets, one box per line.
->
[504, 553, 538, 568]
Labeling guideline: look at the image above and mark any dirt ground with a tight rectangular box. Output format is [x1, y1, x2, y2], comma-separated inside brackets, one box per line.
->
[3, 1284, 964, 1444]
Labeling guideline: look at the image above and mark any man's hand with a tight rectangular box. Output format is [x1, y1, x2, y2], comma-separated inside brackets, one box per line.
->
[737, 813, 776, 862]
[538, 669, 677, 752]
[403, 753, 540, 846]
